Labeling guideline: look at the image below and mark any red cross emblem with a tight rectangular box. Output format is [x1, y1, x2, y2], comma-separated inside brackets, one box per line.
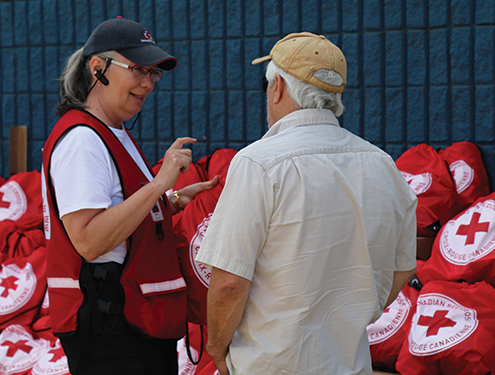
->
[0, 275, 19, 298]
[2, 339, 33, 357]
[0, 191, 11, 209]
[48, 347, 65, 363]
[417, 310, 456, 337]
[144, 30, 153, 41]
[456, 212, 490, 245]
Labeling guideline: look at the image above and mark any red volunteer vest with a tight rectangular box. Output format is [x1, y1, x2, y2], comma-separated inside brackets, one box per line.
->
[42, 109, 187, 339]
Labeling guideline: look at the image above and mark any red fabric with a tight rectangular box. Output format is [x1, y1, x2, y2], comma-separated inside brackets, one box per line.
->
[395, 280, 495, 375]
[203, 148, 238, 180]
[174, 177, 225, 325]
[0, 171, 43, 232]
[417, 192, 495, 287]
[0, 248, 47, 331]
[0, 224, 45, 262]
[153, 155, 208, 191]
[30, 289, 57, 345]
[367, 284, 420, 372]
[395, 144, 462, 236]
[438, 141, 490, 211]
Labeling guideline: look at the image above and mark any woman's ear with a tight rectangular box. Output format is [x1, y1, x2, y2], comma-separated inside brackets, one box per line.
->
[89, 56, 105, 79]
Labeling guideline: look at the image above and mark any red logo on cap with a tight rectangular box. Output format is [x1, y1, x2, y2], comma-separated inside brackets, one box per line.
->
[144, 30, 153, 41]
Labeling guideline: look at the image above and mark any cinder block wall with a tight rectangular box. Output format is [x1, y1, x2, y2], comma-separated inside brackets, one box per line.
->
[1, 0, 494, 189]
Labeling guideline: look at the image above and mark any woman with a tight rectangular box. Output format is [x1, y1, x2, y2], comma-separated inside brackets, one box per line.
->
[41, 17, 217, 374]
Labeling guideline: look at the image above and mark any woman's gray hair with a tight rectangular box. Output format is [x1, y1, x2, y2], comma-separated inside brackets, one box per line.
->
[265, 61, 345, 117]
[56, 49, 117, 116]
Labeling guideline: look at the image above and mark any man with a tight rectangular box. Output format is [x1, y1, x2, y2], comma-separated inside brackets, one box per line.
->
[196, 32, 417, 375]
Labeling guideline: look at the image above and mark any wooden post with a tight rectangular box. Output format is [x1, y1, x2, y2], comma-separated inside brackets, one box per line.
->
[9, 125, 28, 176]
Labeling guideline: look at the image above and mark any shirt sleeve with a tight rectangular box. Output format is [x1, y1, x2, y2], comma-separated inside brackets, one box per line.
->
[196, 154, 273, 281]
[50, 126, 119, 218]
[395, 184, 419, 272]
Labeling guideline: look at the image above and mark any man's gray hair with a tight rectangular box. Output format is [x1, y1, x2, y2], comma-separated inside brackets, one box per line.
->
[265, 61, 345, 117]
[57, 49, 117, 116]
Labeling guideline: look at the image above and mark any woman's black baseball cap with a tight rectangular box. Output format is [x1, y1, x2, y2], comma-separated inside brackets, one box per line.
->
[82, 17, 177, 70]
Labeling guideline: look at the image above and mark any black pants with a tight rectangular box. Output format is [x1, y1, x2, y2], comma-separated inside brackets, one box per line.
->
[59, 262, 179, 375]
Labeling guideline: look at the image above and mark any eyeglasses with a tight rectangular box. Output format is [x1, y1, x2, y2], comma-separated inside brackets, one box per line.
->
[110, 60, 163, 82]
[262, 76, 268, 93]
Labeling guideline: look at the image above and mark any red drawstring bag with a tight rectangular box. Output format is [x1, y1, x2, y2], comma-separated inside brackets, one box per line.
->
[0, 247, 47, 331]
[395, 144, 462, 237]
[0, 224, 45, 261]
[174, 177, 225, 325]
[177, 322, 216, 375]
[31, 338, 70, 375]
[417, 192, 495, 287]
[203, 148, 238, 180]
[0, 324, 51, 375]
[152, 156, 207, 191]
[0, 171, 43, 231]
[395, 280, 495, 375]
[367, 283, 420, 372]
[152, 148, 238, 191]
[438, 142, 490, 211]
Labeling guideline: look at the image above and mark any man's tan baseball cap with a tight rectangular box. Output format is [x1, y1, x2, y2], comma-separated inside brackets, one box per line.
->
[251, 32, 347, 93]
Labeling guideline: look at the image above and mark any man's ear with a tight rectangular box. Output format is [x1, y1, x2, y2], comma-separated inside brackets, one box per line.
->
[271, 74, 285, 104]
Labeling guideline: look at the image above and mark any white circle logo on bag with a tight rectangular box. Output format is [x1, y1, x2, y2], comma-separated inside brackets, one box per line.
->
[400, 171, 432, 195]
[0, 325, 50, 374]
[32, 339, 69, 375]
[450, 160, 474, 194]
[0, 263, 37, 314]
[408, 293, 478, 356]
[190, 214, 213, 288]
[440, 200, 495, 265]
[0, 181, 27, 221]
[367, 291, 412, 344]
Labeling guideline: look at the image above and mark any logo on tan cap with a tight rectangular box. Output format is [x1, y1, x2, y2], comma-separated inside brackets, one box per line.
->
[251, 32, 346, 93]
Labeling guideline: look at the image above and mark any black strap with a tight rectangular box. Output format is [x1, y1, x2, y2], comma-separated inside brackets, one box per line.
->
[185, 323, 204, 366]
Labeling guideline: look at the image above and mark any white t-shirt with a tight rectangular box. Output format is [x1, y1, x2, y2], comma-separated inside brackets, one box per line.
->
[197, 109, 418, 375]
[50, 125, 153, 264]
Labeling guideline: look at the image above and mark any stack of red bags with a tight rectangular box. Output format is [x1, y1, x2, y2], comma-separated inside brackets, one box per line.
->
[368, 142, 495, 374]
[0, 170, 70, 374]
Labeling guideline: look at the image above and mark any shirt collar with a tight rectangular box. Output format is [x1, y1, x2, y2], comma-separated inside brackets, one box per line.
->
[262, 109, 340, 140]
